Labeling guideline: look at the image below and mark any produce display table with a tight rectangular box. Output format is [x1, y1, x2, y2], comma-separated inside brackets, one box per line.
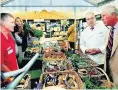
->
[3, 41, 116, 89]
[37, 46, 116, 89]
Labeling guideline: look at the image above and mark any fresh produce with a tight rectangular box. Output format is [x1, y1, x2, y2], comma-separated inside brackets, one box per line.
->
[78, 69, 88, 77]
[41, 73, 79, 89]
[43, 61, 60, 72]
[43, 49, 66, 61]
[1, 77, 14, 88]
[33, 29, 43, 39]
[16, 74, 30, 89]
[1, 75, 30, 89]
[78, 67, 105, 78]
[69, 54, 88, 70]
[20, 79, 25, 84]
[43, 60, 72, 72]
[58, 41, 68, 50]
[69, 54, 97, 70]
[43, 74, 58, 87]
[25, 45, 42, 58]
[80, 67, 112, 89]
[64, 49, 73, 58]
[82, 77, 108, 89]
[33, 40, 38, 45]
[64, 74, 78, 89]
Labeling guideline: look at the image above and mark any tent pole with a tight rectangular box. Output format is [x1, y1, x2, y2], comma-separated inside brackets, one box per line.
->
[25, 7, 27, 22]
[74, 7, 77, 49]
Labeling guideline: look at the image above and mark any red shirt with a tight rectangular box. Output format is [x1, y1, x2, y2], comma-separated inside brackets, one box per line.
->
[1, 33, 19, 71]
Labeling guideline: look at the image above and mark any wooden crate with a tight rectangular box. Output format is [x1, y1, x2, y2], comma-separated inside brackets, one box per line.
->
[43, 51, 67, 61]
[42, 60, 74, 73]
[39, 71, 84, 89]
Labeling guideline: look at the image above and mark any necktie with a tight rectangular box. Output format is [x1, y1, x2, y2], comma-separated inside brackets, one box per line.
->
[106, 27, 114, 82]
[90, 26, 94, 30]
[106, 27, 114, 59]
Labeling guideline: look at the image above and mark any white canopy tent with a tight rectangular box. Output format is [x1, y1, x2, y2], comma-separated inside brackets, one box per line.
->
[0, 0, 117, 19]
[1, 0, 95, 7]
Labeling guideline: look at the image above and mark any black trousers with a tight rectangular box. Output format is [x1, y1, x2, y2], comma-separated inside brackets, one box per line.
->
[106, 62, 113, 82]
[69, 42, 75, 49]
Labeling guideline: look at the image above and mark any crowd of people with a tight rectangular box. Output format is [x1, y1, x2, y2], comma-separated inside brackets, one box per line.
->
[0, 5, 118, 87]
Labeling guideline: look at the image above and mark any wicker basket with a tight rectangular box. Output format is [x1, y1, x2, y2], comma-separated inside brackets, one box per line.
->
[78, 67, 116, 89]
[16, 74, 31, 89]
[39, 71, 84, 89]
[78, 67, 106, 78]
[100, 80, 116, 89]
[90, 67, 116, 89]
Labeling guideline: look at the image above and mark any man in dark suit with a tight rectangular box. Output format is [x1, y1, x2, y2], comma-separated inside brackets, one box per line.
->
[101, 5, 118, 85]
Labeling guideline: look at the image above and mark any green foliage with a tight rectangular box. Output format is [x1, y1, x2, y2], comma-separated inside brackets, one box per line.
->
[65, 49, 73, 57]
[83, 77, 108, 89]
[24, 23, 31, 31]
[33, 29, 43, 39]
[69, 54, 90, 70]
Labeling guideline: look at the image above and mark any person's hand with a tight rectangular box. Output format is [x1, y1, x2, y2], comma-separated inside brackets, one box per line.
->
[85, 49, 93, 54]
[15, 32, 20, 35]
[91, 48, 101, 55]
[85, 48, 101, 55]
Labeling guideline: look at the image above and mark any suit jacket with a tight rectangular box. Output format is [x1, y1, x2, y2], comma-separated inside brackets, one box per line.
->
[104, 22, 118, 85]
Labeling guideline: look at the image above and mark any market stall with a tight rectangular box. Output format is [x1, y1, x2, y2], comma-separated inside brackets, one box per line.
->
[1, 0, 118, 89]
[1, 40, 116, 89]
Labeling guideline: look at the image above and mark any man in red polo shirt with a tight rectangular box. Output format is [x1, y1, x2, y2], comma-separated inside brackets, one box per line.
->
[1, 13, 19, 72]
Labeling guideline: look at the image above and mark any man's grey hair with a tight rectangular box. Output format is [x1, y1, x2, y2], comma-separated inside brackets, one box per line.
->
[85, 12, 95, 18]
[104, 5, 118, 16]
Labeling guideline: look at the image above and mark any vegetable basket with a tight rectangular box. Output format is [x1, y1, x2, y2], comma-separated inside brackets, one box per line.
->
[39, 71, 84, 89]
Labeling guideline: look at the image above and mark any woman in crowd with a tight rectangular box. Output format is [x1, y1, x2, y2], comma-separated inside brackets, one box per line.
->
[12, 17, 25, 66]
